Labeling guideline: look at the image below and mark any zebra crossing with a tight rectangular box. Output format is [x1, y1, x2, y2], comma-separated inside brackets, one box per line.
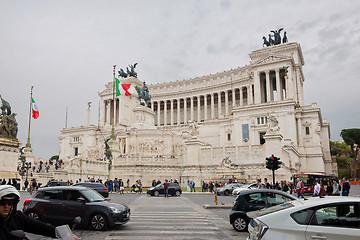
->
[105, 195, 245, 240]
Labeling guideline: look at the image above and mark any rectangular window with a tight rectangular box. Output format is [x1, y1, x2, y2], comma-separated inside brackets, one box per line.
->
[260, 132, 266, 145]
[257, 118, 260, 124]
[227, 134, 231, 141]
[74, 147, 78, 156]
[261, 117, 264, 124]
[305, 127, 310, 135]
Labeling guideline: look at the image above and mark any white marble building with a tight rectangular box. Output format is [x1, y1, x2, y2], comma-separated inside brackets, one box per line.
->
[57, 42, 336, 186]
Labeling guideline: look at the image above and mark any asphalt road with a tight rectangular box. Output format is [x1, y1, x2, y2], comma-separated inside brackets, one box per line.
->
[17, 185, 360, 239]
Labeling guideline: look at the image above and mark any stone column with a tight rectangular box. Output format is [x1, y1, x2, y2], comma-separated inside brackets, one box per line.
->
[275, 69, 281, 101]
[218, 92, 222, 118]
[170, 99, 174, 125]
[247, 85, 251, 105]
[204, 95, 208, 120]
[100, 100, 105, 127]
[157, 101, 161, 126]
[297, 115, 303, 146]
[254, 71, 261, 104]
[177, 99, 180, 125]
[190, 96, 194, 121]
[106, 100, 111, 126]
[232, 89, 236, 107]
[225, 91, 228, 115]
[184, 97, 187, 123]
[249, 84, 254, 104]
[151, 101, 154, 111]
[197, 96, 201, 121]
[239, 87, 243, 106]
[164, 100, 167, 126]
[265, 70, 271, 102]
[211, 93, 214, 119]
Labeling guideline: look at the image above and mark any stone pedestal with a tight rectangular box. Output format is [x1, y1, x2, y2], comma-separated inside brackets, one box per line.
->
[0, 137, 21, 179]
[23, 146, 35, 166]
[131, 106, 156, 130]
[263, 133, 283, 158]
[181, 138, 206, 186]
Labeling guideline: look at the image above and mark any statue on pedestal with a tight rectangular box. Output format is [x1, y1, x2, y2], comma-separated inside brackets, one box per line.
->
[135, 82, 152, 106]
[0, 95, 18, 139]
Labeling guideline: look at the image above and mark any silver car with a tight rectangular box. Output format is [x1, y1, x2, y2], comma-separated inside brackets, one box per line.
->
[247, 196, 360, 240]
[232, 183, 258, 195]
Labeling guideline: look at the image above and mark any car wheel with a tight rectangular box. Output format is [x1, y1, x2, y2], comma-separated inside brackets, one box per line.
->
[154, 191, 160, 197]
[90, 213, 108, 230]
[232, 216, 248, 232]
[27, 211, 41, 221]
[175, 191, 181, 196]
[224, 190, 230, 196]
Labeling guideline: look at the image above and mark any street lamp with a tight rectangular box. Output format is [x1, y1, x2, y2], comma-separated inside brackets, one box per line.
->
[21, 158, 31, 183]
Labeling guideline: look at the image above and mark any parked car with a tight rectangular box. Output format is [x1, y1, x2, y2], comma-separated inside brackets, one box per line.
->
[230, 189, 296, 232]
[42, 181, 68, 188]
[23, 186, 130, 230]
[147, 183, 182, 196]
[232, 183, 258, 195]
[72, 182, 109, 198]
[247, 196, 360, 240]
[215, 183, 243, 196]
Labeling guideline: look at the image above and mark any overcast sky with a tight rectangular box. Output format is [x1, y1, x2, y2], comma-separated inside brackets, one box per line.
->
[1, 0, 359, 159]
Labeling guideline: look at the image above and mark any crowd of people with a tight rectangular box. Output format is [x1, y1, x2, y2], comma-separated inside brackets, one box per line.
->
[295, 177, 351, 198]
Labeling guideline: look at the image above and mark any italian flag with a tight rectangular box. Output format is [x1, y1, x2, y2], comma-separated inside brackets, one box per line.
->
[32, 97, 39, 119]
[115, 78, 131, 97]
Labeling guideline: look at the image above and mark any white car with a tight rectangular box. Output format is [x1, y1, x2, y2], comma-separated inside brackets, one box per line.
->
[247, 196, 360, 240]
[232, 183, 258, 195]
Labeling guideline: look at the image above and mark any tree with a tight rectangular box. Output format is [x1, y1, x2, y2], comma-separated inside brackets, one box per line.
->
[340, 129, 360, 178]
[49, 155, 59, 161]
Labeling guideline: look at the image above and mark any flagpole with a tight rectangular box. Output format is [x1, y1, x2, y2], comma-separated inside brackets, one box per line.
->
[26, 86, 34, 148]
[111, 65, 116, 139]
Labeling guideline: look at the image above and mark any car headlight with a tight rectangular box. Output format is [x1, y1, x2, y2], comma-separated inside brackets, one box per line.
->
[249, 219, 268, 240]
[109, 207, 122, 213]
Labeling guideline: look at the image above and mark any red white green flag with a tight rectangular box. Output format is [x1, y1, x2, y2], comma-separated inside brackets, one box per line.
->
[115, 78, 131, 97]
[32, 97, 39, 119]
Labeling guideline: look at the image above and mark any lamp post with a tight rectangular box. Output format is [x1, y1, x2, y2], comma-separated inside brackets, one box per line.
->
[21, 158, 31, 183]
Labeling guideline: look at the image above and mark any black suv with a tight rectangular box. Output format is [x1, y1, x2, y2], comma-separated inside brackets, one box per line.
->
[23, 186, 130, 230]
[147, 183, 182, 197]
[230, 189, 296, 231]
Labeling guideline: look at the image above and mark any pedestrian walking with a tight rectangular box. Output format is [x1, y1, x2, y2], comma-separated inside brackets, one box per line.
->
[187, 180, 190, 192]
[313, 180, 320, 197]
[163, 179, 169, 198]
[332, 180, 340, 196]
[126, 179, 130, 193]
[342, 177, 351, 196]
[119, 179, 124, 194]
[319, 182, 326, 197]
[296, 178, 304, 198]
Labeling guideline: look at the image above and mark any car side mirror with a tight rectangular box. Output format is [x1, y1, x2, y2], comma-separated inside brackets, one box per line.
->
[77, 197, 86, 203]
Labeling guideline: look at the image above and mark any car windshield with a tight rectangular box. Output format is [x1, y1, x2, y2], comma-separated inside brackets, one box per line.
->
[81, 189, 105, 202]
[240, 184, 253, 188]
[155, 183, 163, 188]
[250, 202, 295, 218]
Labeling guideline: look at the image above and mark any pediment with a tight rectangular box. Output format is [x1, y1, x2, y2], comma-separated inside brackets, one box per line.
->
[251, 54, 291, 66]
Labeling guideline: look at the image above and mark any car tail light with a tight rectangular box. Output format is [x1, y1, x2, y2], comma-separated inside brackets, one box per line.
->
[179, 186, 181, 189]
[23, 199, 31, 208]
[103, 188, 108, 191]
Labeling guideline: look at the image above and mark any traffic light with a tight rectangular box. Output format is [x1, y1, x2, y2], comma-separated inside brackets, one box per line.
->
[265, 154, 282, 171]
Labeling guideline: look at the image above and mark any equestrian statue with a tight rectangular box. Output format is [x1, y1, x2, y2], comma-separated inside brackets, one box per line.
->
[135, 81, 151, 106]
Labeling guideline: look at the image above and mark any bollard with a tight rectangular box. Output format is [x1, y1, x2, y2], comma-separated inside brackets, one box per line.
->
[214, 193, 217, 205]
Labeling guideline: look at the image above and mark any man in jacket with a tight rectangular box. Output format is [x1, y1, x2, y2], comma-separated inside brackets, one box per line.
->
[0, 185, 78, 239]
[342, 177, 351, 196]
[296, 178, 304, 198]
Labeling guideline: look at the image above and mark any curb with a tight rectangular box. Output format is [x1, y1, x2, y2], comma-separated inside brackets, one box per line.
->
[203, 204, 232, 209]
